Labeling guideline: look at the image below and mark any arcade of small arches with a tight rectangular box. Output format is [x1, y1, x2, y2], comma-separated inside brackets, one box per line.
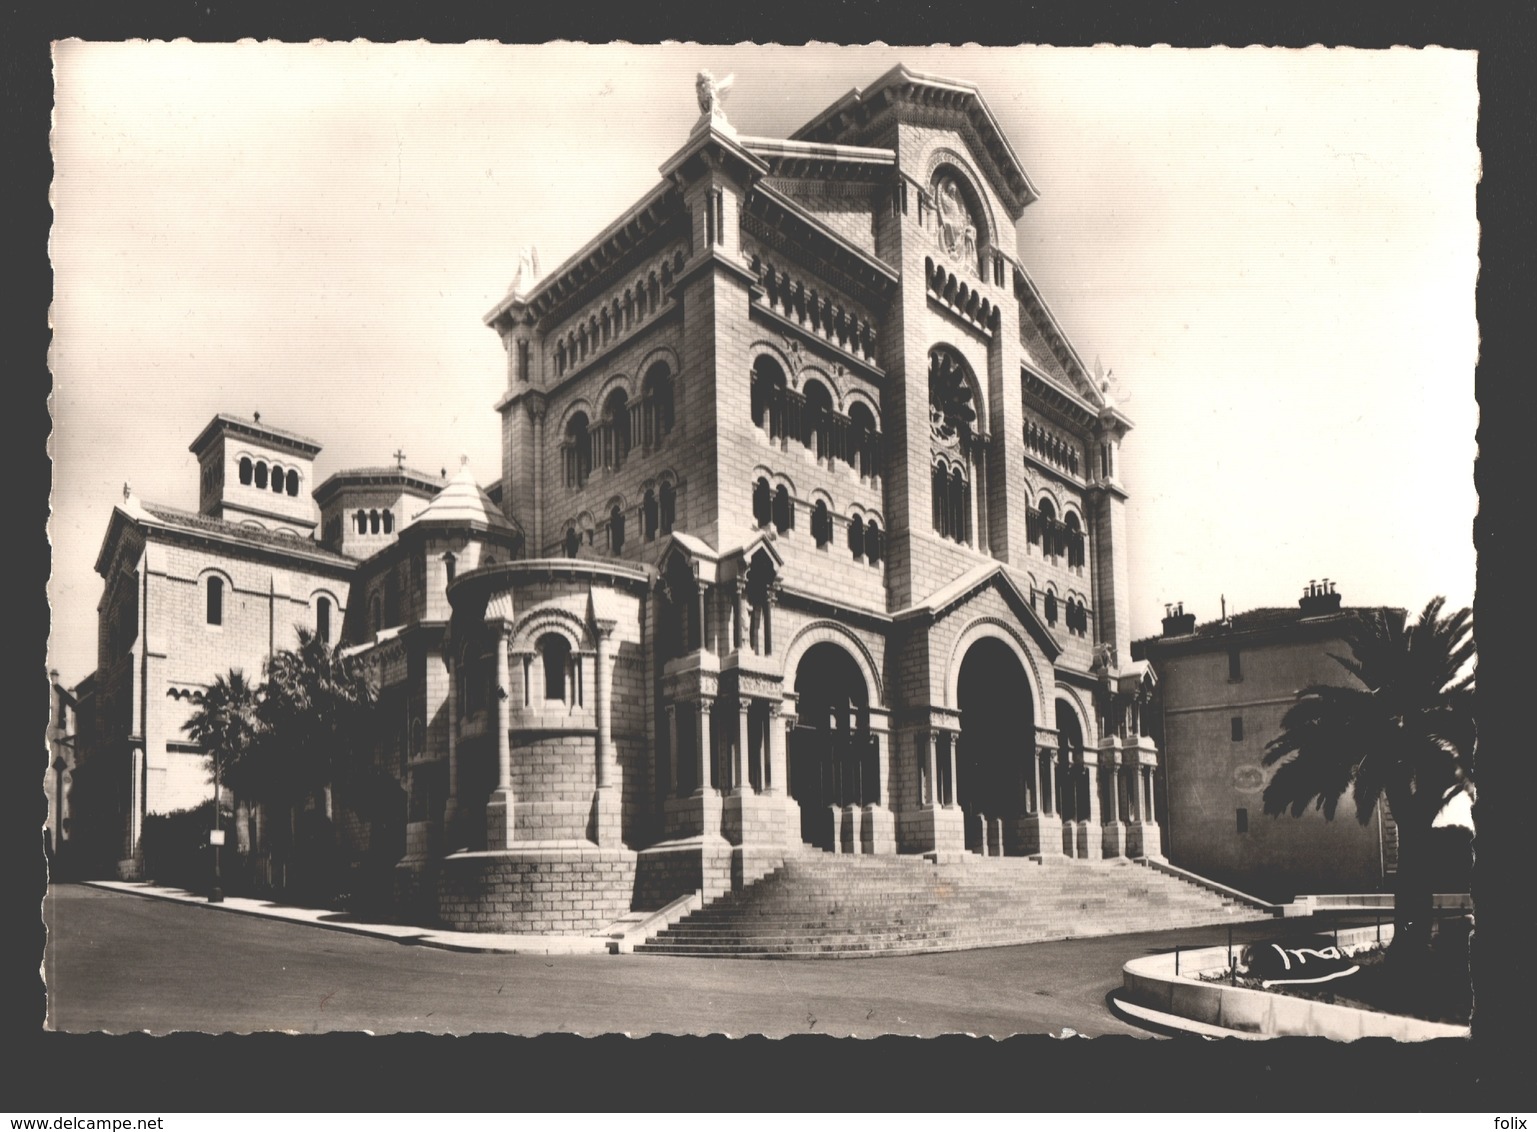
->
[750, 475, 884, 565]
[561, 362, 677, 489]
[559, 475, 679, 558]
[1026, 497, 1086, 570]
[552, 250, 687, 378]
[237, 456, 301, 497]
[749, 355, 884, 480]
[353, 508, 396, 536]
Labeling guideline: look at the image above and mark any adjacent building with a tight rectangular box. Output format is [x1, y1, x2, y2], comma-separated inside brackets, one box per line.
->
[1132, 584, 1405, 900]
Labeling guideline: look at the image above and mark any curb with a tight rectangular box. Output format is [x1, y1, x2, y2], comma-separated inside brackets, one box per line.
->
[1118, 924, 1470, 1041]
[81, 881, 613, 956]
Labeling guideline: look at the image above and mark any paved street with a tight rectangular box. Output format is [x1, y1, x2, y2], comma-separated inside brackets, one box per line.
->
[45, 883, 1288, 1038]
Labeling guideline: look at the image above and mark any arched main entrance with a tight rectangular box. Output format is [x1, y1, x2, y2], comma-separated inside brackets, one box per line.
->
[791, 642, 875, 850]
[957, 636, 1034, 854]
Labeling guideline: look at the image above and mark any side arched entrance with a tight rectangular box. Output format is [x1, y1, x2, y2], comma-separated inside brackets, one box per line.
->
[956, 635, 1035, 855]
[790, 642, 877, 851]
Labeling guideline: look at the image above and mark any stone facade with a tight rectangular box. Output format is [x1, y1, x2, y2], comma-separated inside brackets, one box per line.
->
[74, 65, 1173, 931]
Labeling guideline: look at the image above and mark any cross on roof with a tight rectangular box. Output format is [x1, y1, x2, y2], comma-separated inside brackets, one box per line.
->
[393, 448, 407, 469]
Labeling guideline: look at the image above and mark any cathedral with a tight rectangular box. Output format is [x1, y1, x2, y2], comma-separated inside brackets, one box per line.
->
[74, 66, 1172, 935]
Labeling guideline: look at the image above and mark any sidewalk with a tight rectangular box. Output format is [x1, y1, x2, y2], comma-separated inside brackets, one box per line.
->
[82, 880, 614, 955]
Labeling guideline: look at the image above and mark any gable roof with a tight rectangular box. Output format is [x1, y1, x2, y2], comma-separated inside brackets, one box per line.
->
[94, 498, 356, 578]
[894, 561, 1062, 661]
[790, 65, 1038, 220]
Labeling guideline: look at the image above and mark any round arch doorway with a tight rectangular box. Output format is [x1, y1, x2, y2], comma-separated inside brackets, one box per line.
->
[790, 642, 877, 850]
[957, 635, 1034, 854]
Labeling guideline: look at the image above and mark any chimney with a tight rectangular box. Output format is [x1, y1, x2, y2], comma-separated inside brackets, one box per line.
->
[1299, 578, 1343, 617]
[1161, 601, 1197, 637]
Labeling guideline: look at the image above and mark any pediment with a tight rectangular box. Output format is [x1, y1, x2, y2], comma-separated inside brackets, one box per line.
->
[897, 562, 1062, 662]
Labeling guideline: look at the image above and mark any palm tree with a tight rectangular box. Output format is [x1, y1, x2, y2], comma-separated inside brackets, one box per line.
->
[1263, 597, 1475, 962]
[182, 669, 262, 794]
[258, 627, 377, 817]
[181, 669, 262, 899]
[256, 628, 377, 902]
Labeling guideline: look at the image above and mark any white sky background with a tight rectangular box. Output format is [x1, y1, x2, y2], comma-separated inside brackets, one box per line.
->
[46, 42, 1479, 687]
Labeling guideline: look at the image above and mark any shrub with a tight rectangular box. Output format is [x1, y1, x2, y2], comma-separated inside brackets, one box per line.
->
[140, 800, 238, 893]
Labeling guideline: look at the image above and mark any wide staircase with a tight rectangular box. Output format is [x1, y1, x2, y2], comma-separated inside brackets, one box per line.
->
[635, 851, 1272, 958]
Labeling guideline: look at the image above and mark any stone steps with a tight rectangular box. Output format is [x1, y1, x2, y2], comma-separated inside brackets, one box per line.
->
[636, 853, 1255, 958]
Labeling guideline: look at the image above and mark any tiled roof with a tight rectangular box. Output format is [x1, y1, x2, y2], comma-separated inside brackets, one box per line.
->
[139, 503, 356, 568]
[187, 413, 323, 457]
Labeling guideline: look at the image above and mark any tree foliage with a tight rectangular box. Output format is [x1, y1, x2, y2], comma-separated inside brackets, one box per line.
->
[1262, 597, 1475, 957]
[180, 669, 261, 795]
[254, 628, 377, 806]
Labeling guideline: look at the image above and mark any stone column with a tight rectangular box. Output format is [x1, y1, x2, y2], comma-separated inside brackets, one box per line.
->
[734, 697, 752, 795]
[861, 711, 895, 854]
[695, 584, 709, 654]
[526, 401, 546, 553]
[734, 580, 748, 654]
[695, 696, 715, 795]
[485, 622, 516, 850]
[765, 701, 784, 796]
[945, 730, 960, 808]
[1100, 739, 1127, 859]
[665, 703, 680, 798]
[1017, 739, 1063, 857]
[925, 730, 940, 807]
[591, 622, 620, 845]
[1078, 747, 1102, 859]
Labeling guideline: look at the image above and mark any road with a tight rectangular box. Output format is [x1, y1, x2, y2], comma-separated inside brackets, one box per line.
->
[44, 883, 1289, 1038]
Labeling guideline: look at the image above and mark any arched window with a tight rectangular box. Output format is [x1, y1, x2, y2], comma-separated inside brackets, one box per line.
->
[1039, 499, 1058, 559]
[929, 348, 978, 543]
[1044, 589, 1059, 626]
[812, 500, 832, 547]
[354, 510, 367, 535]
[772, 485, 794, 534]
[848, 402, 879, 477]
[369, 509, 380, 535]
[286, 469, 299, 496]
[370, 594, 382, 633]
[604, 389, 631, 469]
[238, 457, 253, 485]
[659, 481, 676, 534]
[205, 577, 223, 626]
[752, 477, 772, 528]
[564, 412, 592, 488]
[609, 504, 625, 553]
[848, 515, 865, 560]
[539, 633, 571, 702]
[270, 464, 285, 494]
[865, 522, 883, 565]
[563, 527, 580, 557]
[751, 356, 788, 440]
[642, 363, 674, 446]
[316, 596, 331, 642]
[382, 509, 394, 535]
[803, 380, 833, 459]
[254, 461, 269, 490]
[1065, 511, 1084, 569]
[643, 489, 659, 541]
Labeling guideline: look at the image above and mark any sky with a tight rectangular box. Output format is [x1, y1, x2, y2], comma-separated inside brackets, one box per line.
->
[46, 42, 1480, 688]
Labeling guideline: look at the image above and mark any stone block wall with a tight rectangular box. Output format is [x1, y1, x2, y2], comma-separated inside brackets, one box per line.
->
[436, 848, 639, 933]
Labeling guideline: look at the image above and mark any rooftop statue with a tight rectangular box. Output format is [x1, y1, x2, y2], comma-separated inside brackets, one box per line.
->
[696, 70, 735, 124]
[509, 245, 540, 295]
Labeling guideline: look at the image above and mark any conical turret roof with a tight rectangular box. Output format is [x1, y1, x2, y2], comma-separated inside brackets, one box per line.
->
[403, 460, 515, 531]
